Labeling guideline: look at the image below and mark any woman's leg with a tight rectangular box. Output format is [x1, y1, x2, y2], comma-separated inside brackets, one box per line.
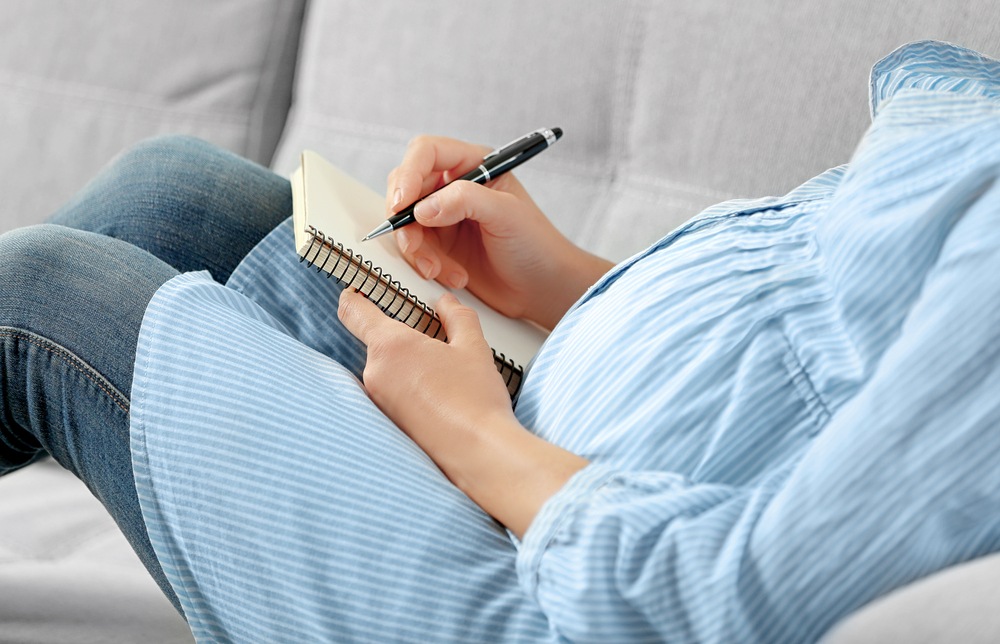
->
[49, 135, 291, 283]
[0, 137, 289, 616]
[0, 224, 182, 612]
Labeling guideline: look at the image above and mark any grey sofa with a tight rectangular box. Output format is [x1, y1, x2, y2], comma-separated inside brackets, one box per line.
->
[1, 2, 999, 642]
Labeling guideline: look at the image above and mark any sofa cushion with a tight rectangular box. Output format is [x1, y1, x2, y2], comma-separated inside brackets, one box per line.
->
[274, 0, 1000, 261]
[0, 459, 192, 643]
[822, 551, 1000, 643]
[0, 0, 305, 234]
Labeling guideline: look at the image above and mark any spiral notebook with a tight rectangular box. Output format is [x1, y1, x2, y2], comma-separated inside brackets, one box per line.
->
[291, 150, 549, 398]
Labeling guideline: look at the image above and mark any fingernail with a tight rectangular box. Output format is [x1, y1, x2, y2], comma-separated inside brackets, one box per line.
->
[447, 271, 466, 289]
[396, 228, 411, 253]
[414, 194, 440, 220]
[392, 187, 403, 209]
[416, 256, 433, 278]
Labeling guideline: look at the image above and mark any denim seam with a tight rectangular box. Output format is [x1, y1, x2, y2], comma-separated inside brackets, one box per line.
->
[0, 327, 129, 414]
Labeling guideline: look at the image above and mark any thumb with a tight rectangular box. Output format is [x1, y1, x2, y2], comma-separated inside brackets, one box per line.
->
[413, 179, 523, 236]
[338, 288, 396, 346]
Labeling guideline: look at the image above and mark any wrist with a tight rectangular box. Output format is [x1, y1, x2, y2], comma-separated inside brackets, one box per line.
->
[448, 413, 589, 538]
[533, 241, 613, 330]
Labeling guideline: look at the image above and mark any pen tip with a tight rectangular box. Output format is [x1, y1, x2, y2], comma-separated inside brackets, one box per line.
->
[362, 220, 393, 242]
[552, 127, 563, 139]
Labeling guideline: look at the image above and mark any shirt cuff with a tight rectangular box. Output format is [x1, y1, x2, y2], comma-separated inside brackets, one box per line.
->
[515, 462, 619, 602]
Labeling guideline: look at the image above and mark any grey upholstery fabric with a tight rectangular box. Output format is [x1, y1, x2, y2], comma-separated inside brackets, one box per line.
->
[0, 0, 305, 234]
[274, 0, 1000, 261]
[822, 552, 1000, 644]
[0, 460, 192, 642]
[1, 1, 999, 641]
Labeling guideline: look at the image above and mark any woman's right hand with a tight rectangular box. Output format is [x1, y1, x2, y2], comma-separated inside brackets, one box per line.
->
[386, 135, 613, 331]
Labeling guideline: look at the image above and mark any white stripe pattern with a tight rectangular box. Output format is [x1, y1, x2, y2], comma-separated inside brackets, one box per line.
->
[131, 41, 1000, 642]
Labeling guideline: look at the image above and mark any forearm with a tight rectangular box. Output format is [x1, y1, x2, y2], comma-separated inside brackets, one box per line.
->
[338, 289, 590, 537]
[531, 240, 614, 331]
[440, 411, 589, 539]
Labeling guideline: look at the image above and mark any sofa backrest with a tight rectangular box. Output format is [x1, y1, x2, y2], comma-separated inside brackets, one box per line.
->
[0, 0, 305, 233]
[3, 2, 998, 255]
[273, 0, 1000, 260]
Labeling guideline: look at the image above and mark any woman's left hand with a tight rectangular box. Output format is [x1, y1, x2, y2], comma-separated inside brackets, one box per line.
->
[337, 289, 589, 537]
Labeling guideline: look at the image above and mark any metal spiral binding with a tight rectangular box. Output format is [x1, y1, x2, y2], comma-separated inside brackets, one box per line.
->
[492, 350, 522, 398]
[301, 226, 524, 398]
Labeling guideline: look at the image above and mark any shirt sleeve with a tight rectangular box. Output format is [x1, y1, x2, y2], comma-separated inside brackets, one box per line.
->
[516, 147, 1000, 643]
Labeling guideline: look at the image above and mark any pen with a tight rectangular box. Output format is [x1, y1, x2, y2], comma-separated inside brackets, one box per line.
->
[362, 126, 563, 241]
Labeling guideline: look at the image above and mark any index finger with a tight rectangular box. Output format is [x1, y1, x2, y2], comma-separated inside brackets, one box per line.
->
[388, 136, 491, 214]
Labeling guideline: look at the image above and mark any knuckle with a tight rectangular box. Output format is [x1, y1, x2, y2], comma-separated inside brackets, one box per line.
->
[364, 340, 389, 371]
[472, 336, 492, 355]
[454, 304, 479, 321]
[449, 305, 482, 334]
[450, 180, 473, 199]
[407, 134, 432, 150]
[362, 363, 386, 397]
[490, 172, 517, 193]
[446, 181, 473, 214]
[366, 329, 405, 361]
[337, 292, 358, 320]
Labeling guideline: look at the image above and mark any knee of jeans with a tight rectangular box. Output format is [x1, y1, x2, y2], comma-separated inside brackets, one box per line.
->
[112, 134, 231, 182]
[113, 135, 291, 247]
[50, 135, 240, 232]
[0, 224, 66, 283]
[0, 224, 80, 304]
[109, 134, 288, 222]
[0, 224, 172, 327]
[0, 225, 80, 320]
[127, 133, 224, 160]
[72, 135, 253, 236]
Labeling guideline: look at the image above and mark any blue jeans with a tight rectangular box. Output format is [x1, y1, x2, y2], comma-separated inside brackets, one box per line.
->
[0, 135, 291, 614]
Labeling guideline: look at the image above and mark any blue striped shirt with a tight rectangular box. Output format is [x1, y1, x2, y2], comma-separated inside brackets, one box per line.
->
[130, 41, 1000, 642]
